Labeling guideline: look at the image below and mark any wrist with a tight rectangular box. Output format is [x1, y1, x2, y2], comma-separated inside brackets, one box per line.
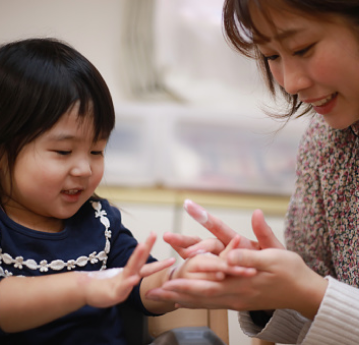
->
[168, 266, 177, 281]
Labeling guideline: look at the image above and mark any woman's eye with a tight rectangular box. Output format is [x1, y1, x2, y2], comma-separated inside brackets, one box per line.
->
[263, 54, 279, 62]
[294, 43, 315, 57]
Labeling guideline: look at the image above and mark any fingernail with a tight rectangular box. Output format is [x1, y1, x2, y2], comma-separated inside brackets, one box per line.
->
[183, 199, 208, 224]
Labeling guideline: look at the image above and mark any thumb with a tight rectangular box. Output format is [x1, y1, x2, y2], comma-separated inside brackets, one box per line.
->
[251, 209, 284, 249]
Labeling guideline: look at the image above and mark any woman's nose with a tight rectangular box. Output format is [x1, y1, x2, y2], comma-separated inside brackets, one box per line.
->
[282, 61, 312, 95]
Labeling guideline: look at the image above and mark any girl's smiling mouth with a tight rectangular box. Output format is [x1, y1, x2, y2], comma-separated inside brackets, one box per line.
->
[61, 189, 82, 195]
[61, 189, 83, 202]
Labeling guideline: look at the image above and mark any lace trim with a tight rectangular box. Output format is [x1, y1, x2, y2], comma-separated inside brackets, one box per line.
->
[0, 201, 111, 278]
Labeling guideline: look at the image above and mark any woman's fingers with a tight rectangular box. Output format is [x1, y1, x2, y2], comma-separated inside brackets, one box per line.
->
[184, 199, 237, 245]
[227, 248, 283, 270]
[163, 232, 202, 259]
[251, 209, 284, 249]
[184, 200, 260, 250]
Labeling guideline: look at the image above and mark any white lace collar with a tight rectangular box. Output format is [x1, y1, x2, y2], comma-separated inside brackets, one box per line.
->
[0, 201, 111, 278]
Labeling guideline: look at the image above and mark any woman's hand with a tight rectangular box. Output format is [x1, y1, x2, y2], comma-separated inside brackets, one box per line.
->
[164, 200, 284, 259]
[146, 248, 327, 320]
[82, 232, 175, 309]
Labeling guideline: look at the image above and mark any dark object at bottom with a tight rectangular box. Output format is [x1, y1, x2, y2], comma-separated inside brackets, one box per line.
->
[150, 326, 226, 345]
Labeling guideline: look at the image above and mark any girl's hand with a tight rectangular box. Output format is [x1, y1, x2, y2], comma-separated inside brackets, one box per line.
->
[171, 250, 257, 282]
[81, 232, 175, 309]
[0, 233, 175, 333]
[146, 248, 327, 320]
[164, 200, 284, 259]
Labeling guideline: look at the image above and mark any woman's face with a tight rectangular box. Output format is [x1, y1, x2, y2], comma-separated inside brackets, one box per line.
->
[251, 4, 359, 129]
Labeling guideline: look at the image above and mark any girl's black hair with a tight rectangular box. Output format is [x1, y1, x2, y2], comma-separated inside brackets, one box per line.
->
[0, 38, 115, 201]
[222, 0, 359, 119]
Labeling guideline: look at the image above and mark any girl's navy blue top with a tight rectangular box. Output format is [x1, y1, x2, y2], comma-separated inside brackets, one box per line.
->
[0, 198, 157, 344]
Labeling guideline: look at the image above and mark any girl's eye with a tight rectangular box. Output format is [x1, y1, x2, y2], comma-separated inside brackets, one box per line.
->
[91, 151, 104, 156]
[56, 150, 71, 156]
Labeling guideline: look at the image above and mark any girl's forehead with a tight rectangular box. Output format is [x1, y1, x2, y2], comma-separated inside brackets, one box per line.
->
[42, 109, 99, 142]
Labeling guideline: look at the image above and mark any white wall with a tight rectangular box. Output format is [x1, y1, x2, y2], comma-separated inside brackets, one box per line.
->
[0, 0, 125, 103]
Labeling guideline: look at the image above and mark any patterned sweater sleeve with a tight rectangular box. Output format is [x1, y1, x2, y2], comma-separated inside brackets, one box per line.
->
[285, 116, 334, 277]
[238, 116, 341, 343]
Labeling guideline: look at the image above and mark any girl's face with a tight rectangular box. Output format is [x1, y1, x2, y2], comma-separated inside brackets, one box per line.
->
[251, 4, 359, 129]
[1, 103, 107, 232]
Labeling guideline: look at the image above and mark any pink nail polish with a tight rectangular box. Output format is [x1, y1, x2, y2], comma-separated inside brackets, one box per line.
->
[183, 199, 208, 224]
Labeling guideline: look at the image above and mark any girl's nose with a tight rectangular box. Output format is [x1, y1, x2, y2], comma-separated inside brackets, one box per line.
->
[71, 159, 92, 177]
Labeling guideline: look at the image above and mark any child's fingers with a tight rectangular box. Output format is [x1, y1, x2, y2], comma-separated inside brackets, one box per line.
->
[140, 258, 176, 277]
[163, 232, 201, 248]
[184, 238, 226, 257]
[143, 232, 157, 252]
[225, 266, 257, 277]
[183, 253, 231, 276]
[122, 233, 157, 278]
[122, 243, 147, 278]
[219, 235, 241, 259]
[180, 271, 226, 281]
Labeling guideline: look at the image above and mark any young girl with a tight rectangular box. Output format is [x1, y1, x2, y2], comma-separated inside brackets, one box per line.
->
[147, 1, 359, 344]
[0, 38, 241, 345]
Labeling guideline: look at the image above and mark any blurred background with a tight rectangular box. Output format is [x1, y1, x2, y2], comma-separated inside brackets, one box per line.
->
[0, 1, 308, 344]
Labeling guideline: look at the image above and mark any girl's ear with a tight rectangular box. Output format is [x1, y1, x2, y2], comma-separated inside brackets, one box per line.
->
[0, 151, 9, 172]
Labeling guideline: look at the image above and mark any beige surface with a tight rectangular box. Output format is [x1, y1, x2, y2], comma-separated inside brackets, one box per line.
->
[208, 309, 229, 344]
[252, 340, 275, 345]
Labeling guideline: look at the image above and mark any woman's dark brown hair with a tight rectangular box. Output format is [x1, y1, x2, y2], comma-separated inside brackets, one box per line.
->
[222, 0, 359, 119]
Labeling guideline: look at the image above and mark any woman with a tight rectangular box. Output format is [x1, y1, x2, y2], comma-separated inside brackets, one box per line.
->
[146, 1, 359, 344]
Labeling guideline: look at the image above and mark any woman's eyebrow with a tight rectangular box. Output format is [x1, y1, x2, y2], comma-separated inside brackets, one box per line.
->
[275, 28, 304, 41]
[254, 27, 304, 44]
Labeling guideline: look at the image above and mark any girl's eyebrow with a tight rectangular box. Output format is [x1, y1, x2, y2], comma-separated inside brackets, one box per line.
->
[46, 134, 77, 142]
